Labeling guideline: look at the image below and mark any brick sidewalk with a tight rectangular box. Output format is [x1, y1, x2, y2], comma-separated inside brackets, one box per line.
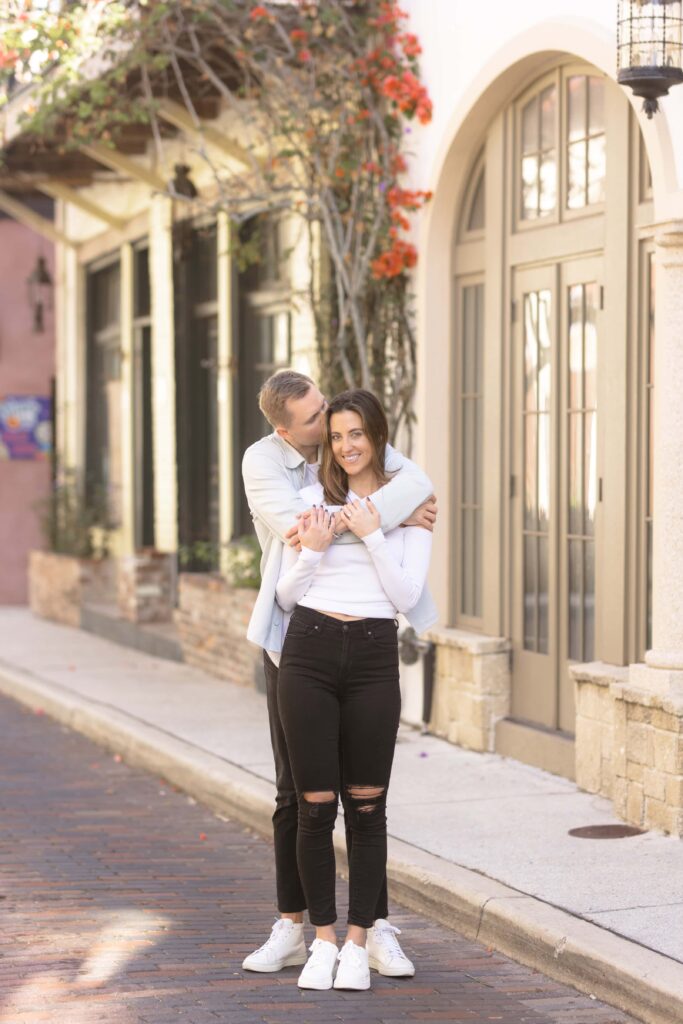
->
[0, 694, 636, 1024]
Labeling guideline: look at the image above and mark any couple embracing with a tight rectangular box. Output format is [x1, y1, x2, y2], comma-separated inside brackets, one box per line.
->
[241, 370, 437, 991]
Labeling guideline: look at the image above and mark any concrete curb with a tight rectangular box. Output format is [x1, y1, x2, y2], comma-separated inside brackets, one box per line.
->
[1, 661, 681, 1024]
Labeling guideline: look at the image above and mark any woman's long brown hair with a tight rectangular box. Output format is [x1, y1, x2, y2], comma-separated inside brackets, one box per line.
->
[320, 389, 391, 505]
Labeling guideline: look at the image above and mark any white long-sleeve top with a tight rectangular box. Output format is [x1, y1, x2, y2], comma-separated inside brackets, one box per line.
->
[275, 483, 432, 619]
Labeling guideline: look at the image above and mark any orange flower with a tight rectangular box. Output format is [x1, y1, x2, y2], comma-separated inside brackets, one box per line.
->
[298, 48, 312, 62]
[249, 5, 269, 20]
[290, 28, 308, 42]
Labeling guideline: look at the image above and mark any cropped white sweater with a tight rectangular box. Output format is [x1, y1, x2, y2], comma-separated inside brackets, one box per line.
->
[275, 482, 432, 619]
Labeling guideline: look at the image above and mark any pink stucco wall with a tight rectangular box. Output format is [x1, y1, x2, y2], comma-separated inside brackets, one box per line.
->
[0, 218, 55, 604]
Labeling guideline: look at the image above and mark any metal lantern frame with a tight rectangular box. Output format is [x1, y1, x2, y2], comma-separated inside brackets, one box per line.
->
[617, 0, 683, 116]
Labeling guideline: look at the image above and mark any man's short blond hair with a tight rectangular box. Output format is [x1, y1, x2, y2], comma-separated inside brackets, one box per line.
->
[258, 369, 315, 428]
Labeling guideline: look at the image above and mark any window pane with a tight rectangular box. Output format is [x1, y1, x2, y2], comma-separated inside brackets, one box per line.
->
[540, 86, 556, 150]
[567, 140, 587, 209]
[524, 292, 539, 411]
[522, 96, 539, 154]
[537, 290, 552, 413]
[567, 76, 586, 142]
[588, 77, 605, 135]
[458, 283, 484, 620]
[584, 541, 595, 661]
[538, 535, 549, 654]
[539, 153, 557, 215]
[524, 534, 538, 651]
[538, 411, 551, 529]
[569, 284, 584, 410]
[467, 169, 486, 232]
[584, 284, 598, 409]
[587, 135, 607, 205]
[569, 413, 582, 535]
[524, 414, 538, 531]
[568, 539, 583, 661]
[584, 410, 597, 537]
[522, 155, 540, 220]
[520, 86, 556, 220]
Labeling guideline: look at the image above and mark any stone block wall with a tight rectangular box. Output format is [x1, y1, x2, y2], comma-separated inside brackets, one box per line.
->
[28, 550, 115, 628]
[612, 683, 683, 837]
[174, 573, 261, 688]
[572, 662, 628, 800]
[426, 627, 510, 752]
[118, 550, 175, 624]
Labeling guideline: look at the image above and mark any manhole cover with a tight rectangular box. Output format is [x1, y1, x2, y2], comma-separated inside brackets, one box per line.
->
[568, 824, 645, 839]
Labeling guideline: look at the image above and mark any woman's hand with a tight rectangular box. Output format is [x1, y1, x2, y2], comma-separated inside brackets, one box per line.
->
[298, 506, 335, 552]
[341, 496, 380, 539]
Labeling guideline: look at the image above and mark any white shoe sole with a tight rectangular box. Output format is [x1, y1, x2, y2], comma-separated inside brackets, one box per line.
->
[243, 951, 307, 973]
[297, 975, 335, 990]
[367, 955, 415, 977]
[333, 976, 371, 990]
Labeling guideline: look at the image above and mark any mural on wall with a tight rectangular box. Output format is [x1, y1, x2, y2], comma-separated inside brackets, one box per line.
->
[0, 395, 52, 460]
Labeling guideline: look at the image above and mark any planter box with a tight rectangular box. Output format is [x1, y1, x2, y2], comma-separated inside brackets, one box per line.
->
[174, 573, 262, 688]
[28, 549, 115, 628]
[118, 549, 175, 624]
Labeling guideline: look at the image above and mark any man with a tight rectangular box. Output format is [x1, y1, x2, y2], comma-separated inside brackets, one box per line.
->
[241, 370, 437, 978]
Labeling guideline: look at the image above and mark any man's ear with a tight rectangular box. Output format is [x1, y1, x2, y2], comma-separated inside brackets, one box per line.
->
[275, 425, 289, 441]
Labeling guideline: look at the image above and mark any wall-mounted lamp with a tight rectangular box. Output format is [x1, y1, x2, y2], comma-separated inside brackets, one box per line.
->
[27, 255, 53, 333]
[617, 0, 683, 117]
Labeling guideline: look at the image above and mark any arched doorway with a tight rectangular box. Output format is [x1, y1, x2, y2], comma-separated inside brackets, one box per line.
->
[450, 58, 654, 769]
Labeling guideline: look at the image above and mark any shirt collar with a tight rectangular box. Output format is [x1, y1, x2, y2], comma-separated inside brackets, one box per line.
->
[270, 432, 321, 470]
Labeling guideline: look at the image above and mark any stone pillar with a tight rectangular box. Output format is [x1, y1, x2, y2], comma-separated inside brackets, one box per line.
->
[631, 224, 683, 695]
[618, 224, 683, 836]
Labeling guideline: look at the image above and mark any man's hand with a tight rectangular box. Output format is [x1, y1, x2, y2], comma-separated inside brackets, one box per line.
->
[402, 494, 438, 532]
[341, 497, 381, 539]
[298, 506, 335, 552]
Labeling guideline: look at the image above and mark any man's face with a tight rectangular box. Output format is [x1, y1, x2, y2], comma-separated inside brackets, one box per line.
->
[277, 386, 328, 451]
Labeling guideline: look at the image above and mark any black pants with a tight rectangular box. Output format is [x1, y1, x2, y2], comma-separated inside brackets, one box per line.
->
[264, 646, 391, 921]
[276, 606, 401, 928]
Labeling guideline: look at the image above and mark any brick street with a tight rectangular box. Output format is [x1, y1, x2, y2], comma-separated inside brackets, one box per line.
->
[0, 693, 637, 1024]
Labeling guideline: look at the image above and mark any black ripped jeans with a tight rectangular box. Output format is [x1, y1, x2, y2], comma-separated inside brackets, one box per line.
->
[277, 606, 401, 928]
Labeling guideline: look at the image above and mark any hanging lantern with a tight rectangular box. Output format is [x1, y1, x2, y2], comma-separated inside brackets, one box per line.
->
[26, 255, 53, 333]
[617, 0, 683, 117]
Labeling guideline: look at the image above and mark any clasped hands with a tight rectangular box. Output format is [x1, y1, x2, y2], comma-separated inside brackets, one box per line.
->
[284, 494, 438, 551]
[287, 499, 381, 552]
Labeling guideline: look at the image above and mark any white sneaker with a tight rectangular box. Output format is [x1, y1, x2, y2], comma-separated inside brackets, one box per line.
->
[297, 938, 339, 990]
[367, 919, 415, 977]
[242, 919, 307, 972]
[333, 939, 371, 990]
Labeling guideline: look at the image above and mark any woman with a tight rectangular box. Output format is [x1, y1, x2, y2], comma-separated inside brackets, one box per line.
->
[275, 389, 432, 992]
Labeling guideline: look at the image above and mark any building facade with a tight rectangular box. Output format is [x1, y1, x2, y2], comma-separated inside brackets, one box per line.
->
[4, 2, 683, 834]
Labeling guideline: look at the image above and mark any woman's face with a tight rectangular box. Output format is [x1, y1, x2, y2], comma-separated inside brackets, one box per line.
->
[329, 409, 373, 478]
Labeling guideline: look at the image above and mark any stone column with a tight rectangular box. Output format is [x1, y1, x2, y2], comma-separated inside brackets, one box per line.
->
[631, 224, 683, 694]
[617, 224, 683, 836]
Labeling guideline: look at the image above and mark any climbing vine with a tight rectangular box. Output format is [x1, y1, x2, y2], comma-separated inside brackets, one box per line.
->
[1, 0, 433, 441]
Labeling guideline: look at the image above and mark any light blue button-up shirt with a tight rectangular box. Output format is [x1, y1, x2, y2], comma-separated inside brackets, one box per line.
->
[242, 432, 438, 654]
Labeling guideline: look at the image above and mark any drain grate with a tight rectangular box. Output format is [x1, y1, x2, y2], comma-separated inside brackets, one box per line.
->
[568, 824, 645, 839]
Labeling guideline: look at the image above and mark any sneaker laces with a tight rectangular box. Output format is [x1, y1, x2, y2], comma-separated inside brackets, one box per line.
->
[254, 918, 292, 954]
[308, 938, 335, 963]
[338, 940, 366, 967]
[374, 922, 409, 961]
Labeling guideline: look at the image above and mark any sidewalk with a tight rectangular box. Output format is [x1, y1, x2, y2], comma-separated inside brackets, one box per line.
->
[1, 607, 681, 1023]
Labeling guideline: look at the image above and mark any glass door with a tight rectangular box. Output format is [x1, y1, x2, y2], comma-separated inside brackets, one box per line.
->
[510, 258, 602, 732]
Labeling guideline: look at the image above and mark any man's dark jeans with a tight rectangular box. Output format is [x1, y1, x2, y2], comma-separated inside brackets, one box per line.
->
[264, 642, 390, 922]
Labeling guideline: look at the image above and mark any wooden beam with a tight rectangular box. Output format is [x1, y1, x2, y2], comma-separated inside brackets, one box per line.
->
[0, 190, 75, 247]
[157, 99, 252, 169]
[80, 143, 167, 192]
[37, 181, 128, 231]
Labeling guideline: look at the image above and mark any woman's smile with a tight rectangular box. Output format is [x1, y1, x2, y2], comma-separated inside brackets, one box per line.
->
[330, 410, 373, 476]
